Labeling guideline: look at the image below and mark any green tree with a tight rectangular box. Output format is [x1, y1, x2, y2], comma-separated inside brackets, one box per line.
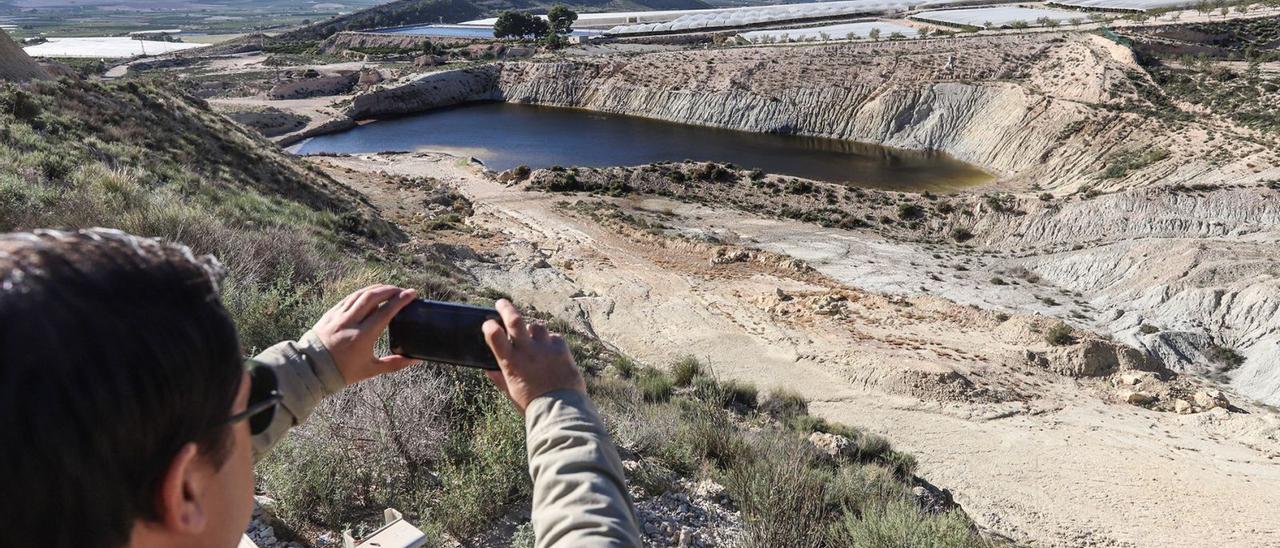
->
[868, 27, 881, 41]
[547, 5, 578, 34]
[493, 11, 550, 39]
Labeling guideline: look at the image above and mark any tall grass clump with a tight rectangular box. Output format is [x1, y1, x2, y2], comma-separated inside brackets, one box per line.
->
[724, 434, 832, 547]
[671, 355, 704, 386]
[761, 387, 810, 420]
[636, 368, 675, 403]
[832, 498, 980, 548]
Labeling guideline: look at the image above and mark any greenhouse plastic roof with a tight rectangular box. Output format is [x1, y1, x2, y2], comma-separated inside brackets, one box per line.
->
[605, 0, 967, 35]
[464, 9, 701, 27]
[1048, 0, 1197, 11]
[911, 6, 1090, 27]
[739, 21, 919, 42]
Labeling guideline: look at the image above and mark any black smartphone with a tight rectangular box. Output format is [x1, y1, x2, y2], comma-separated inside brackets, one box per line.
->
[389, 299, 502, 370]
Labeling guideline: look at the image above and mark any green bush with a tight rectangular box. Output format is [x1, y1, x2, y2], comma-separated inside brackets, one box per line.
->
[1101, 148, 1170, 179]
[690, 375, 722, 402]
[785, 179, 816, 194]
[722, 379, 759, 409]
[897, 203, 925, 220]
[856, 433, 891, 460]
[511, 522, 535, 548]
[785, 414, 860, 439]
[824, 464, 909, 516]
[880, 450, 919, 479]
[832, 498, 982, 548]
[671, 355, 704, 386]
[1045, 322, 1076, 346]
[690, 375, 758, 409]
[628, 458, 677, 496]
[761, 388, 809, 420]
[681, 402, 750, 468]
[258, 422, 372, 528]
[722, 433, 831, 547]
[611, 354, 638, 378]
[433, 404, 530, 539]
[636, 369, 674, 403]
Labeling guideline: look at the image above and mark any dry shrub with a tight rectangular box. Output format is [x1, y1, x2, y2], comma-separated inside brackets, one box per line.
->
[760, 388, 809, 419]
[723, 433, 831, 548]
[832, 498, 982, 548]
[258, 367, 455, 528]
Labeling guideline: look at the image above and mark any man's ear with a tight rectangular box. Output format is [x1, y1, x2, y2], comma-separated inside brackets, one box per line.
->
[155, 442, 209, 535]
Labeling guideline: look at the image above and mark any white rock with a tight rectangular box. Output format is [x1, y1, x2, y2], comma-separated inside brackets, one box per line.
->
[808, 431, 853, 458]
[1118, 389, 1152, 405]
[1194, 389, 1229, 410]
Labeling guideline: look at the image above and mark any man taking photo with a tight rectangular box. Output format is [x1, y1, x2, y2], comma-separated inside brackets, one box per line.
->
[0, 228, 641, 548]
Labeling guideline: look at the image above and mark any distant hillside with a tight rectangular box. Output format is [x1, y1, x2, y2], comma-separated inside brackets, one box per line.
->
[0, 30, 46, 82]
[276, 0, 485, 42]
[276, 0, 711, 42]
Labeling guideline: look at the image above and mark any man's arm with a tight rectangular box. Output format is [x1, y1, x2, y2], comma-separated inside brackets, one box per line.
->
[248, 330, 344, 459]
[525, 390, 641, 547]
[483, 300, 643, 547]
[247, 285, 420, 460]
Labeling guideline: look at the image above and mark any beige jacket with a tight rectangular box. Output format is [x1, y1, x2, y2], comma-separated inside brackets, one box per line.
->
[248, 331, 642, 548]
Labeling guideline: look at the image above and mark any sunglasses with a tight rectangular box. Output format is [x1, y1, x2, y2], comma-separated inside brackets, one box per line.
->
[223, 366, 282, 436]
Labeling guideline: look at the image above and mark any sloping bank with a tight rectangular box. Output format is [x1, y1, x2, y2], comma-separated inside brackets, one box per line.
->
[330, 33, 1280, 403]
[339, 33, 1257, 189]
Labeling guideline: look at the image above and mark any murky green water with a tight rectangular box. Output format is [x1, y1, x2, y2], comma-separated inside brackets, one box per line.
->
[295, 102, 993, 191]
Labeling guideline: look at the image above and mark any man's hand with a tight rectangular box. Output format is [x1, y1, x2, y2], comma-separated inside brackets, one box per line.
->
[482, 299, 586, 414]
[312, 284, 420, 385]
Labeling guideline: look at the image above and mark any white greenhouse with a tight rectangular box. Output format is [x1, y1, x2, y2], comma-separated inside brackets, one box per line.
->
[1048, 0, 1199, 11]
[605, 0, 969, 35]
[910, 6, 1092, 27]
[739, 21, 920, 42]
[23, 37, 204, 58]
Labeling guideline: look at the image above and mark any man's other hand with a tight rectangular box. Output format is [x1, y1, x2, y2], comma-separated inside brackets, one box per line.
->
[482, 299, 587, 414]
[313, 284, 419, 385]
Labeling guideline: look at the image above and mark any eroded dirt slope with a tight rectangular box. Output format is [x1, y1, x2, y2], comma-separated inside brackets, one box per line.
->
[314, 151, 1280, 548]
[346, 33, 1277, 191]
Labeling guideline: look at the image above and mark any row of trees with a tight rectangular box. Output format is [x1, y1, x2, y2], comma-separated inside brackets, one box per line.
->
[493, 5, 577, 40]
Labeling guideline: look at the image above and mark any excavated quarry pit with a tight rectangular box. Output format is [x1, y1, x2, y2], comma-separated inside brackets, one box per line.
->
[236, 25, 1280, 546]
[282, 29, 1280, 401]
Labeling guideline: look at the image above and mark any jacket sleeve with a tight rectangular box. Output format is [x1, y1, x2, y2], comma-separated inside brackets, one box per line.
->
[246, 330, 345, 461]
[525, 389, 643, 548]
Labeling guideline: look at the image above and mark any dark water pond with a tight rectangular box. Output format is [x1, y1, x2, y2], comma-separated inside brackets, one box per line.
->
[294, 102, 992, 191]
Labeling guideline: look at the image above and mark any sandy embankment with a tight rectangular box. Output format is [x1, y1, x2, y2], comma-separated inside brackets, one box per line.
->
[313, 152, 1280, 548]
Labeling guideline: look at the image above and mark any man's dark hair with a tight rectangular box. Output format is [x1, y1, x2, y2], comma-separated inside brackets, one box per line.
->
[0, 228, 243, 548]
